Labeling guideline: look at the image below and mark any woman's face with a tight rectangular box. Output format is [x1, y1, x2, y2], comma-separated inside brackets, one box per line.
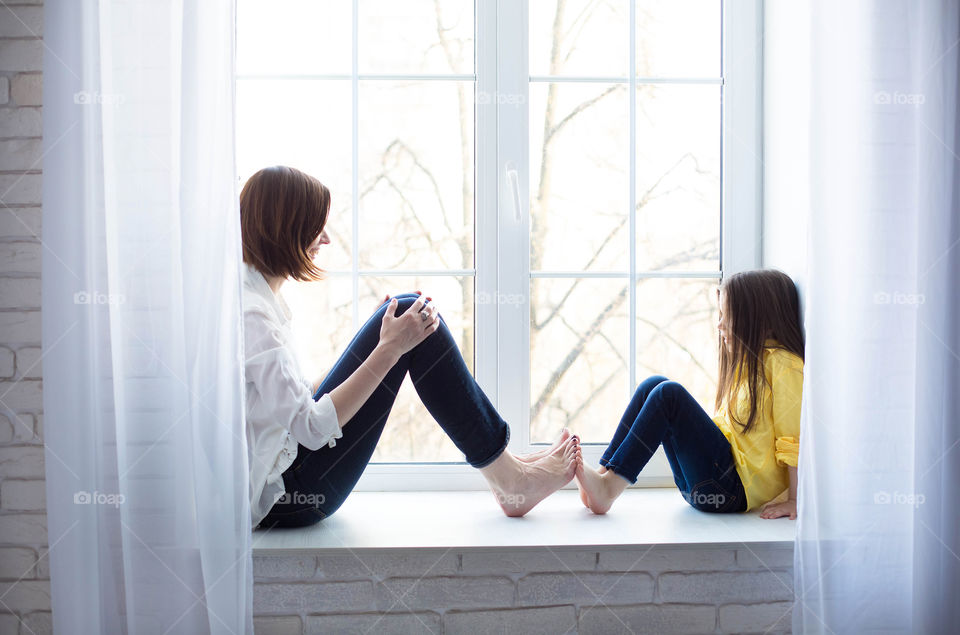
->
[307, 229, 330, 260]
[717, 289, 733, 352]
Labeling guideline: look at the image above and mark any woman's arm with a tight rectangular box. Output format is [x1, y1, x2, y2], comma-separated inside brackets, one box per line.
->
[326, 342, 401, 426]
[325, 296, 439, 427]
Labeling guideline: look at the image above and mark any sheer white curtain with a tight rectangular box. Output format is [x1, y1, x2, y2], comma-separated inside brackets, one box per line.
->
[42, 0, 253, 633]
[797, 0, 960, 632]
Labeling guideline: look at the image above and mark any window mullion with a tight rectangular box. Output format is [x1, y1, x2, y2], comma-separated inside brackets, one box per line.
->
[495, 0, 530, 454]
[629, 0, 637, 396]
[351, 0, 360, 331]
[721, 0, 763, 274]
[476, 0, 498, 406]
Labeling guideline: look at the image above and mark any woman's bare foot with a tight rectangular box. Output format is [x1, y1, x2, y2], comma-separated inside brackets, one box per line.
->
[480, 437, 582, 517]
[574, 462, 629, 515]
[516, 428, 571, 463]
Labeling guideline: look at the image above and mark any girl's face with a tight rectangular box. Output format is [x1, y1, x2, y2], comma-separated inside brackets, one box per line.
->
[717, 289, 733, 352]
[307, 229, 330, 260]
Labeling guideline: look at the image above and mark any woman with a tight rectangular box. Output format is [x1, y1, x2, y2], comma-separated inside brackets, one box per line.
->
[241, 166, 581, 529]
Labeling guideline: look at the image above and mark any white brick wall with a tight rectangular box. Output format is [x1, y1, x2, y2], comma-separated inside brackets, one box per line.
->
[0, 2, 50, 631]
[253, 544, 794, 634]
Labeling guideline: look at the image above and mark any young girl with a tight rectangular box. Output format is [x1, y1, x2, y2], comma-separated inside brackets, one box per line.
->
[575, 269, 804, 520]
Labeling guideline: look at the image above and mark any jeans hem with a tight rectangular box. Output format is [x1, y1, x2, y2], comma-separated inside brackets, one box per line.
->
[604, 461, 638, 485]
[469, 424, 510, 469]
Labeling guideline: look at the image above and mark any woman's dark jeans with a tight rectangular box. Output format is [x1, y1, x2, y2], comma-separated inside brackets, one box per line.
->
[258, 293, 510, 529]
[600, 375, 747, 513]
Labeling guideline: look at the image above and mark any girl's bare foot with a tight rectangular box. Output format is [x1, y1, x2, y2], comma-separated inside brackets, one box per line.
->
[577, 463, 609, 509]
[481, 437, 582, 517]
[516, 428, 571, 463]
[574, 462, 629, 515]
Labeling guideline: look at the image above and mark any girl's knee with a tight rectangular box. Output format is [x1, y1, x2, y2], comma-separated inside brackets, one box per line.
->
[638, 375, 669, 393]
[652, 379, 684, 399]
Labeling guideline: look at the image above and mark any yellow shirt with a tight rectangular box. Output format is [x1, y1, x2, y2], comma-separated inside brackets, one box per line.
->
[711, 340, 803, 511]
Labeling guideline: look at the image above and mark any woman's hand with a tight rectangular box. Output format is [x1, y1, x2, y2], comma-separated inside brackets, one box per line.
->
[378, 295, 440, 357]
[375, 290, 429, 311]
[759, 498, 797, 520]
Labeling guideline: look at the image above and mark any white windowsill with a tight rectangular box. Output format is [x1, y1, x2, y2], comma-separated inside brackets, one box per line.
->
[252, 488, 795, 553]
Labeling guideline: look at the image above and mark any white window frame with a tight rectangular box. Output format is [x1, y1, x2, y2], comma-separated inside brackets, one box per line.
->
[323, 0, 763, 491]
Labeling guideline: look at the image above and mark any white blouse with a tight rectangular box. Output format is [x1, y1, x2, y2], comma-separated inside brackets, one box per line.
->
[242, 262, 342, 529]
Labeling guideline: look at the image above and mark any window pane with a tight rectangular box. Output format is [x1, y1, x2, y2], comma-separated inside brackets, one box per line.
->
[358, 0, 474, 74]
[235, 79, 353, 271]
[530, 278, 629, 443]
[237, 0, 352, 75]
[635, 84, 720, 271]
[635, 278, 719, 412]
[530, 82, 629, 272]
[530, 0, 629, 77]
[636, 0, 721, 77]
[357, 81, 475, 271]
[361, 275, 475, 462]
[281, 275, 355, 389]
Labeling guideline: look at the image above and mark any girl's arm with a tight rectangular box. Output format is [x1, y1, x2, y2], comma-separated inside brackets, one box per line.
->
[760, 466, 798, 519]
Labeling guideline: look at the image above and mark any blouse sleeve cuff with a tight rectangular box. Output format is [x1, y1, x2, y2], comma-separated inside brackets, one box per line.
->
[774, 436, 799, 467]
[316, 393, 343, 448]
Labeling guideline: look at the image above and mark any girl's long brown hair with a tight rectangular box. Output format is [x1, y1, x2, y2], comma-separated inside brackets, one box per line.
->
[715, 269, 804, 434]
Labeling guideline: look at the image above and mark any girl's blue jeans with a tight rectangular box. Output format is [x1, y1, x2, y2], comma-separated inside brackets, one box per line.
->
[259, 293, 510, 529]
[601, 375, 747, 513]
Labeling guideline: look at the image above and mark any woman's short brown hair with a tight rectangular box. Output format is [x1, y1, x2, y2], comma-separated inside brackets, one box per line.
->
[240, 165, 330, 282]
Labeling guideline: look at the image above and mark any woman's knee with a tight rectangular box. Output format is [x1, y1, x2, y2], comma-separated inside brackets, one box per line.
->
[384, 292, 424, 317]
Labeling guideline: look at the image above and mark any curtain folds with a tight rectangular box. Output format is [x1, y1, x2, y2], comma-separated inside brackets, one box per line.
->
[42, 0, 253, 632]
[797, 0, 960, 633]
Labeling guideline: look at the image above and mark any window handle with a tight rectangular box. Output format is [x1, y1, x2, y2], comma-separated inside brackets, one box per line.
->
[506, 162, 522, 222]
